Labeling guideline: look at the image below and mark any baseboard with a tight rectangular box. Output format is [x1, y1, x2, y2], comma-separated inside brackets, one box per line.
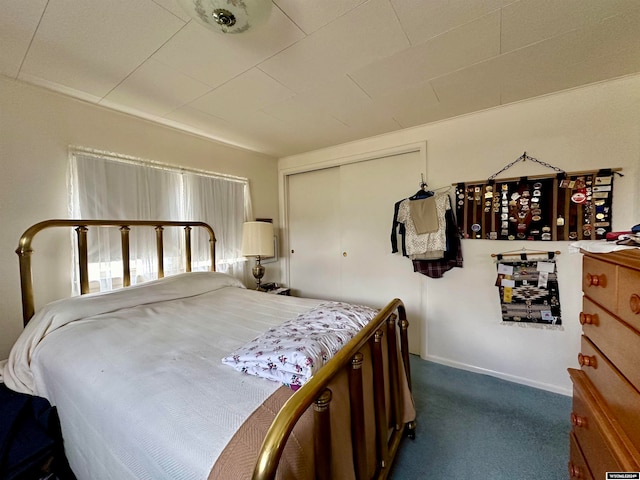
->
[424, 354, 572, 397]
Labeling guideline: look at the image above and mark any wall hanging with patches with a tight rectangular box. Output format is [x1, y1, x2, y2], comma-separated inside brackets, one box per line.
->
[492, 249, 562, 329]
[454, 152, 622, 241]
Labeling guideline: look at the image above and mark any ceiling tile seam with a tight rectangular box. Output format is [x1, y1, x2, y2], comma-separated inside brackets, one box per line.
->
[405, 7, 503, 50]
[345, 73, 373, 101]
[387, 0, 411, 46]
[354, 49, 504, 103]
[251, 33, 322, 86]
[329, 114, 349, 127]
[145, 55, 216, 90]
[431, 43, 522, 85]
[256, 0, 389, 77]
[497, 12, 625, 58]
[16, 0, 50, 80]
[163, 86, 219, 119]
[150, 0, 188, 21]
[250, 67, 298, 98]
[271, 1, 306, 35]
[429, 80, 441, 103]
[283, 0, 383, 36]
[162, 64, 290, 118]
[256, 108, 289, 125]
[98, 20, 190, 102]
[161, 104, 229, 127]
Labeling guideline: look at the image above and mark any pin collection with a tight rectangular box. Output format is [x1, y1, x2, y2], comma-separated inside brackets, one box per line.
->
[455, 170, 615, 241]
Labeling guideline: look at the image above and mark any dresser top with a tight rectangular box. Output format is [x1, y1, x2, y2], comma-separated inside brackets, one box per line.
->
[581, 248, 640, 270]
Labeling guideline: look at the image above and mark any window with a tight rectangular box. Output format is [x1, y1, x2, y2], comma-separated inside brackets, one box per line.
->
[68, 147, 252, 293]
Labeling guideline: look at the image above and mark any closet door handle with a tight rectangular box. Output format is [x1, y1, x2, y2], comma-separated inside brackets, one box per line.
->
[343, 252, 347, 257]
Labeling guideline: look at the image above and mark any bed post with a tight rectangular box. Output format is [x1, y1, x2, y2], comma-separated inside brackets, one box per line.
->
[371, 329, 389, 472]
[75, 226, 90, 294]
[314, 389, 332, 480]
[184, 226, 192, 272]
[349, 352, 367, 478]
[120, 226, 131, 288]
[209, 230, 216, 271]
[399, 316, 412, 391]
[155, 226, 165, 278]
[16, 246, 34, 326]
[387, 315, 401, 431]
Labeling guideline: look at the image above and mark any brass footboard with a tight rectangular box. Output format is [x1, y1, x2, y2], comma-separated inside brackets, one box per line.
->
[16, 219, 216, 325]
[253, 298, 415, 480]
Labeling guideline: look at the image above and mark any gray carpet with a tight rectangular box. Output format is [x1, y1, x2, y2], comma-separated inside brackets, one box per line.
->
[389, 356, 571, 479]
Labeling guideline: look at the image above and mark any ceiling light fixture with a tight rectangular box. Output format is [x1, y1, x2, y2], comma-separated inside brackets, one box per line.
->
[176, 0, 272, 34]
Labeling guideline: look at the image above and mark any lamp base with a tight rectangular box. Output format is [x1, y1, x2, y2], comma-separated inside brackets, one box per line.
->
[252, 259, 265, 290]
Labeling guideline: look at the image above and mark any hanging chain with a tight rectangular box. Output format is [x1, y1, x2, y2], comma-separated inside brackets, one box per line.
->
[488, 152, 565, 181]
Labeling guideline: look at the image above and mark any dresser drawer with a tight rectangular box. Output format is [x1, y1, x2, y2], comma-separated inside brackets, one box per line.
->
[570, 378, 621, 480]
[583, 255, 618, 313]
[581, 297, 640, 392]
[617, 264, 640, 333]
[569, 432, 594, 480]
[578, 335, 640, 448]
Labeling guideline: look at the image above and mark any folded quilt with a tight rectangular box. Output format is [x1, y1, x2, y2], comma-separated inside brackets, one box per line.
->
[222, 302, 378, 389]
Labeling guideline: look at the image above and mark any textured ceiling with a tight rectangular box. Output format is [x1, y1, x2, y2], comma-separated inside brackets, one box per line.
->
[2, 0, 640, 157]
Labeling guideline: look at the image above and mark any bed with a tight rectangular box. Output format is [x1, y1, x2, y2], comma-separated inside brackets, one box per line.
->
[1, 220, 416, 480]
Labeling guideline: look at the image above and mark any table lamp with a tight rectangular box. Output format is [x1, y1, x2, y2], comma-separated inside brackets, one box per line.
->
[241, 221, 274, 290]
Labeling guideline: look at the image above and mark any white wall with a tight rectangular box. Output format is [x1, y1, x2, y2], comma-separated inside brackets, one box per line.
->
[0, 76, 280, 360]
[279, 74, 640, 395]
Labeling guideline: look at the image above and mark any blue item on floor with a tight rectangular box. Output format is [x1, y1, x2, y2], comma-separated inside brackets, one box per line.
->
[0, 384, 74, 480]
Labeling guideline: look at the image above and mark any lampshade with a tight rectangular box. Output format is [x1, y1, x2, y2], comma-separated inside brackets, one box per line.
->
[176, 0, 272, 34]
[241, 221, 274, 257]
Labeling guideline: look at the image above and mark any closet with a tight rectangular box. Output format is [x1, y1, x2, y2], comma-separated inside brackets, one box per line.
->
[287, 149, 426, 354]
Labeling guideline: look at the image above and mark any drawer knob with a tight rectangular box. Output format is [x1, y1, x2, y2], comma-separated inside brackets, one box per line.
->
[568, 463, 583, 478]
[570, 412, 587, 428]
[631, 294, 640, 315]
[578, 353, 597, 368]
[586, 273, 606, 287]
[578, 312, 597, 325]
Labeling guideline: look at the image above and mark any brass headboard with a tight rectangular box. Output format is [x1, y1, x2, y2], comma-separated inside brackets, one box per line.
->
[16, 219, 217, 326]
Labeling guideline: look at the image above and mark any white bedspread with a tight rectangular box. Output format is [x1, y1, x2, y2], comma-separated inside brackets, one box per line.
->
[0, 272, 323, 480]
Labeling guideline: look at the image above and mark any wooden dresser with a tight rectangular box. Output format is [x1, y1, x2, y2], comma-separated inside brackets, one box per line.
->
[568, 249, 640, 479]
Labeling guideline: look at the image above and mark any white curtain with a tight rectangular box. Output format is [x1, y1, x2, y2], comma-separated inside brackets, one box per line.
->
[68, 149, 252, 293]
[183, 172, 248, 278]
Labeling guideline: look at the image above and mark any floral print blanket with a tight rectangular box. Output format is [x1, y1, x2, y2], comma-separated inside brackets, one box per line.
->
[222, 302, 378, 389]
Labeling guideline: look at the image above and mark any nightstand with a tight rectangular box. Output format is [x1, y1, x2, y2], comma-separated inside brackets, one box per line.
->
[267, 287, 291, 296]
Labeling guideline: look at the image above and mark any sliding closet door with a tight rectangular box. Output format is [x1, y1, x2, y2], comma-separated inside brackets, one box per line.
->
[287, 150, 426, 354]
[339, 152, 425, 354]
[288, 167, 342, 300]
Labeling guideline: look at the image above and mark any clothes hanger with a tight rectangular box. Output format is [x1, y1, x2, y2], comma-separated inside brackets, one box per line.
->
[409, 174, 434, 200]
[432, 185, 452, 194]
